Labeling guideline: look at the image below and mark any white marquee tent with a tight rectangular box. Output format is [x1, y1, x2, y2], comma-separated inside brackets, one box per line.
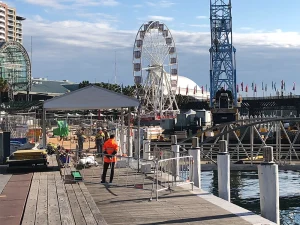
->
[42, 85, 140, 148]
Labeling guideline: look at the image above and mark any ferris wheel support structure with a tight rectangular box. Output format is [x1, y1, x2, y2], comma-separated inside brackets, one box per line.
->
[133, 21, 179, 120]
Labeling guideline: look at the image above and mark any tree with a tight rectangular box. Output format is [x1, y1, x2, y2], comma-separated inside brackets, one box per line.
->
[0, 77, 9, 103]
[79, 80, 90, 88]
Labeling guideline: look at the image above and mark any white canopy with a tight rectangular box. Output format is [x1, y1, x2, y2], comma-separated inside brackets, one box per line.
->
[185, 109, 196, 115]
[43, 85, 140, 110]
[87, 112, 97, 117]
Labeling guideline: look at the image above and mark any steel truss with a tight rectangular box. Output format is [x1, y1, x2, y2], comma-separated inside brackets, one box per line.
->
[179, 117, 300, 165]
[0, 41, 31, 102]
[210, 0, 237, 107]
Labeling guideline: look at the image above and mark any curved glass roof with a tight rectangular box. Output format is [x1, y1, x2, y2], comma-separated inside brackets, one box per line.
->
[0, 41, 31, 93]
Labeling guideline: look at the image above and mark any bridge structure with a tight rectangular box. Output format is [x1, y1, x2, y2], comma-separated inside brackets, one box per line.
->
[148, 117, 300, 167]
[241, 95, 300, 116]
[180, 95, 300, 117]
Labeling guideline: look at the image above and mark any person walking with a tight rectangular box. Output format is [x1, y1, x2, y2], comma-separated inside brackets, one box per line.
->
[101, 134, 118, 184]
[103, 127, 110, 141]
[76, 127, 85, 157]
[95, 128, 105, 156]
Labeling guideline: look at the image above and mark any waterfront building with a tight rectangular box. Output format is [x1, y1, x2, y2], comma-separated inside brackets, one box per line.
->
[0, 1, 25, 43]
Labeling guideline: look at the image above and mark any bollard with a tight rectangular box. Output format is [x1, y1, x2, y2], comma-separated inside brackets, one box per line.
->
[258, 146, 279, 224]
[188, 137, 201, 188]
[134, 130, 138, 158]
[128, 136, 133, 157]
[217, 140, 230, 202]
[171, 135, 179, 180]
[143, 139, 151, 160]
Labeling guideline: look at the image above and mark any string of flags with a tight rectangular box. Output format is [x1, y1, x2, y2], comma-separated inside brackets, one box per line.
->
[236, 80, 295, 93]
[178, 81, 296, 95]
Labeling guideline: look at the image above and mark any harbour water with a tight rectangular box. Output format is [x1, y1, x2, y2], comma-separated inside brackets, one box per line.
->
[201, 170, 300, 225]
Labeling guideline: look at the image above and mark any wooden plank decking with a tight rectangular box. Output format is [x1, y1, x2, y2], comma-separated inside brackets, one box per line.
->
[22, 169, 107, 225]
[83, 161, 267, 225]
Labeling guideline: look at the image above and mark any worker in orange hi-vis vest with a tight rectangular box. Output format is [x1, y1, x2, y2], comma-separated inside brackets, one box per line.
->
[101, 134, 119, 184]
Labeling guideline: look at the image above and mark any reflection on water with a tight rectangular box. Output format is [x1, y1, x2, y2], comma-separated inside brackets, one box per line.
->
[201, 170, 300, 225]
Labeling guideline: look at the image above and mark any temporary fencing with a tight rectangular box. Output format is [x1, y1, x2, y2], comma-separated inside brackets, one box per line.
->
[61, 151, 153, 188]
[61, 150, 194, 201]
[150, 155, 194, 201]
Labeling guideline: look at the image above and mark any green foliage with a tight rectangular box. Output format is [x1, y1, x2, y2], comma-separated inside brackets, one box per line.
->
[78, 81, 137, 97]
[175, 94, 190, 108]
[0, 77, 9, 92]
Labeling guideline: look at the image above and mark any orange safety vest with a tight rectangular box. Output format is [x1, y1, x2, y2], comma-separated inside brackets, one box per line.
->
[103, 139, 118, 163]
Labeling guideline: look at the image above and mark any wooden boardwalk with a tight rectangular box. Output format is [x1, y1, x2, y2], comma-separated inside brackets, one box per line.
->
[22, 171, 107, 225]
[82, 160, 275, 225]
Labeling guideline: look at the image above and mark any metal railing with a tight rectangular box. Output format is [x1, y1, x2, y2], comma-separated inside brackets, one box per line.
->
[150, 155, 194, 201]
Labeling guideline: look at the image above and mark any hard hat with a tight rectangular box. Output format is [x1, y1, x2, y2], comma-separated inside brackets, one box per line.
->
[99, 127, 102, 130]
[103, 127, 107, 130]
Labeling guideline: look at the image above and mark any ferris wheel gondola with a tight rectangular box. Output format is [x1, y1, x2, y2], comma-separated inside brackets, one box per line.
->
[133, 21, 179, 120]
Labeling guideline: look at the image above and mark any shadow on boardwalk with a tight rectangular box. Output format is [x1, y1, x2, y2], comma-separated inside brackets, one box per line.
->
[83, 162, 253, 225]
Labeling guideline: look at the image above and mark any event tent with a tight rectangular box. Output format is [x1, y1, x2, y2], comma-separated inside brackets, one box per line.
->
[43, 85, 139, 110]
[42, 85, 140, 147]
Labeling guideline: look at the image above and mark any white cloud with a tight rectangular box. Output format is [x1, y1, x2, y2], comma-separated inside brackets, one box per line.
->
[76, 12, 119, 23]
[196, 16, 208, 19]
[23, 17, 300, 54]
[33, 15, 44, 22]
[133, 4, 142, 8]
[146, 0, 175, 8]
[23, 18, 134, 50]
[148, 16, 174, 22]
[23, 0, 64, 9]
[21, 16, 300, 88]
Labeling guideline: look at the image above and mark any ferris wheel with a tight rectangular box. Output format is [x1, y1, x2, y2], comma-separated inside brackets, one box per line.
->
[133, 21, 179, 119]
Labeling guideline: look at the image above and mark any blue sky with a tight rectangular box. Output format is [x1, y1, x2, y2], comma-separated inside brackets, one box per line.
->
[10, 0, 300, 96]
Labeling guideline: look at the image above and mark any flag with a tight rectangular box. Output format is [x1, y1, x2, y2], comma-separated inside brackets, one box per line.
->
[272, 81, 274, 90]
[293, 82, 296, 91]
[237, 84, 239, 93]
[186, 85, 188, 95]
[245, 85, 248, 92]
[262, 82, 264, 91]
[284, 82, 286, 91]
[281, 80, 284, 90]
[241, 82, 244, 91]
[205, 84, 208, 92]
[201, 86, 204, 94]
[274, 83, 277, 91]
[252, 82, 254, 90]
[254, 84, 257, 92]
[265, 84, 267, 92]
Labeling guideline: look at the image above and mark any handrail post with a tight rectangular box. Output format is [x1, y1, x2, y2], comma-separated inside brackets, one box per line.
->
[189, 137, 201, 188]
[258, 146, 279, 224]
[171, 135, 179, 182]
[217, 140, 230, 201]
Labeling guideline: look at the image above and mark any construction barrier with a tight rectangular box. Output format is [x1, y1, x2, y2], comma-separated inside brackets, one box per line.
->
[150, 155, 194, 201]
